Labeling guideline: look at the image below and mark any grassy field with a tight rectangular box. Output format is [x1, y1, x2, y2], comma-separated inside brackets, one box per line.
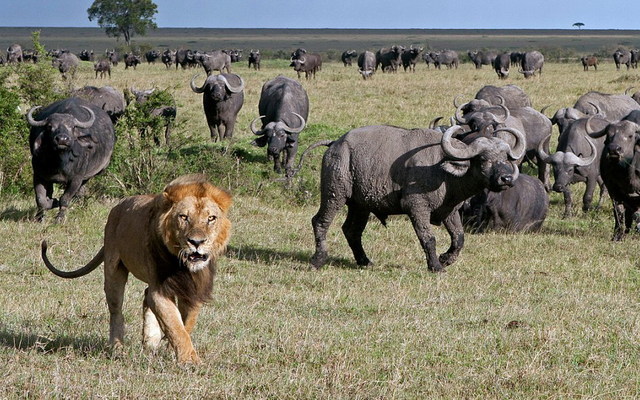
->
[2, 32, 640, 398]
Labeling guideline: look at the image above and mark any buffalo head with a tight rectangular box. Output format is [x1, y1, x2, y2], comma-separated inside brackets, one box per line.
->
[537, 133, 597, 193]
[190, 74, 244, 101]
[27, 105, 96, 154]
[587, 117, 640, 163]
[250, 113, 306, 157]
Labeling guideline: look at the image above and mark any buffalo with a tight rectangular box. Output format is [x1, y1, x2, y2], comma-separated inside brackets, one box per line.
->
[129, 88, 177, 145]
[78, 49, 94, 61]
[94, 59, 111, 79]
[26, 97, 115, 222]
[248, 50, 261, 70]
[72, 85, 126, 124]
[574, 91, 640, 122]
[341, 50, 357, 67]
[175, 49, 194, 70]
[250, 75, 309, 176]
[145, 50, 160, 64]
[52, 52, 79, 80]
[310, 124, 525, 272]
[581, 55, 598, 71]
[586, 117, 640, 240]
[519, 51, 544, 78]
[493, 53, 511, 79]
[376, 46, 404, 73]
[195, 50, 231, 75]
[357, 51, 376, 80]
[538, 117, 604, 217]
[461, 174, 549, 233]
[290, 53, 322, 80]
[162, 49, 175, 68]
[124, 53, 141, 70]
[432, 50, 459, 69]
[613, 49, 631, 70]
[468, 50, 497, 69]
[401, 46, 423, 72]
[190, 73, 245, 141]
[7, 44, 23, 63]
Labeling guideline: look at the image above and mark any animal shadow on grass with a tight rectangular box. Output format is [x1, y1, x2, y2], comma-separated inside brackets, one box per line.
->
[0, 206, 33, 222]
[227, 245, 361, 270]
[0, 325, 108, 357]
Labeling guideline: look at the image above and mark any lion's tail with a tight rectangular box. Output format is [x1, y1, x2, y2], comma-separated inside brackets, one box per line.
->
[41, 240, 104, 279]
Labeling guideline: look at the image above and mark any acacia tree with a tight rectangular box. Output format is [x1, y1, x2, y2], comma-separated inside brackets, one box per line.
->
[87, 0, 158, 46]
[572, 22, 585, 30]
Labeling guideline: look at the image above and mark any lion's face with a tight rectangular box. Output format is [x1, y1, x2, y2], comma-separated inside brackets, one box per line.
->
[160, 178, 232, 272]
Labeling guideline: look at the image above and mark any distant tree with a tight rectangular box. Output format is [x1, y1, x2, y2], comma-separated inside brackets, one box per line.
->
[572, 22, 585, 30]
[87, 0, 158, 46]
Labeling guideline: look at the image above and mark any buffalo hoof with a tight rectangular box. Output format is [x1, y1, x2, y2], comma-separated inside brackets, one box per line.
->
[428, 262, 446, 273]
[310, 251, 328, 269]
[438, 252, 458, 267]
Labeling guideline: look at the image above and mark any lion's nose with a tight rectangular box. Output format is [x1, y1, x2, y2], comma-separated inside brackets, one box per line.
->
[188, 238, 206, 248]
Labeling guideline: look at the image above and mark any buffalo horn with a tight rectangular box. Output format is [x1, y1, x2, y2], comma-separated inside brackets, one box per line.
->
[587, 101, 601, 116]
[454, 101, 469, 124]
[218, 74, 245, 93]
[585, 116, 607, 138]
[489, 103, 510, 124]
[493, 127, 526, 160]
[73, 106, 96, 129]
[190, 73, 206, 93]
[441, 125, 478, 160]
[250, 115, 266, 135]
[429, 116, 443, 129]
[283, 112, 306, 134]
[26, 106, 46, 126]
[626, 86, 636, 96]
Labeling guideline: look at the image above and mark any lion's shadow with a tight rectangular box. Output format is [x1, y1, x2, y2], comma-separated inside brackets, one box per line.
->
[227, 245, 363, 270]
[0, 325, 108, 356]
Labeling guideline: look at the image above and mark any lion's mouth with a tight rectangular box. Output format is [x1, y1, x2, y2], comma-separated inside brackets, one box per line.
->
[187, 252, 209, 263]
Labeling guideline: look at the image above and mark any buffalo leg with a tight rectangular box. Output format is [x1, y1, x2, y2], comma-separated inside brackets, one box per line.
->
[439, 211, 465, 267]
[342, 207, 371, 266]
[562, 189, 573, 218]
[56, 178, 83, 222]
[596, 177, 608, 208]
[284, 146, 298, 178]
[311, 193, 347, 269]
[224, 120, 236, 140]
[406, 206, 442, 272]
[611, 200, 626, 241]
[208, 123, 219, 142]
[33, 178, 56, 222]
[582, 178, 597, 212]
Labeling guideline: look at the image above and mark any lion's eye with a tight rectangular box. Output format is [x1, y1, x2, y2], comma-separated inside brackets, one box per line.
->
[208, 215, 217, 223]
[179, 214, 189, 222]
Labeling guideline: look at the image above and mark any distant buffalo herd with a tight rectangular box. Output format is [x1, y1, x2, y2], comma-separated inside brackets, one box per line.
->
[4, 40, 640, 271]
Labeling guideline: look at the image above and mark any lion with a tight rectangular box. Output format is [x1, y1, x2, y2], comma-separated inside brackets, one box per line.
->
[41, 174, 232, 364]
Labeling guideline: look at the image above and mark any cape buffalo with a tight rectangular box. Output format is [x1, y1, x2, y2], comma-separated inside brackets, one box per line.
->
[310, 124, 525, 272]
[72, 86, 126, 124]
[538, 117, 604, 217]
[613, 49, 631, 70]
[27, 97, 115, 222]
[52, 52, 79, 80]
[581, 55, 598, 71]
[290, 53, 321, 80]
[7, 44, 23, 63]
[341, 50, 357, 67]
[586, 117, 640, 240]
[190, 73, 245, 141]
[519, 51, 544, 78]
[493, 53, 511, 79]
[376, 46, 404, 73]
[357, 51, 376, 80]
[94, 59, 111, 79]
[195, 50, 231, 75]
[573, 91, 640, 122]
[468, 50, 497, 69]
[250, 76, 309, 176]
[124, 53, 141, 70]
[248, 50, 261, 70]
[461, 174, 549, 233]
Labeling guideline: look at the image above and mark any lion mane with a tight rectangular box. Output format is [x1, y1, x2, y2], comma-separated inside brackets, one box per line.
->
[42, 174, 232, 364]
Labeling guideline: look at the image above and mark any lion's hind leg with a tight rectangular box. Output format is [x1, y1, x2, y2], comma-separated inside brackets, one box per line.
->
[104, 258, 128, 350]
[142, 288, 163, 350]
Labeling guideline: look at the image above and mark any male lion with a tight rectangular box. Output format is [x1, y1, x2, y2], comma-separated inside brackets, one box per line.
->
[41, 174, 232, 364]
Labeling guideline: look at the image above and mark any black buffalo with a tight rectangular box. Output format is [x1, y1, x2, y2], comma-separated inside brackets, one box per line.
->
[493, 53, 511, 79]
[26, 97, 115, 222]
[401, 46, 423, 72]
[519, 51, 544, 78]
[130, 88, 177, 145]
[250, 75, 309, 176]
[124, 53, 141, 70]
[248, 49, 261, 70]
[190, 73, 245, 141]
[72, 86, 126, 124]
[310, 125, 525, 272]
[461, 174, 549, 233]
[613, 49, 631, 70]
[94, 59, 111, 79]
[290, 53, 322, 80]
[341, 50, 357, 67]
[468, 50, 497, 69]
[376, 46, 404, 73]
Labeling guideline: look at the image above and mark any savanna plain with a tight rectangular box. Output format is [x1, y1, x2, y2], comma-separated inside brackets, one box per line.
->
[1, 29, 640, 399]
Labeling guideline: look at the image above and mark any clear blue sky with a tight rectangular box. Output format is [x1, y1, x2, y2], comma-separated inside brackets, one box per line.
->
[1, 0, 638, 30]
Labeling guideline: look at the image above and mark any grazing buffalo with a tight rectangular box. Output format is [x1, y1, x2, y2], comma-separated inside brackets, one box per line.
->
[401, 46, 423, 72]
[27, 97, 115, 222]
[7, 43, 23, 63]
[250, 75, 309, 176]
[538, 117, 605, 217]
[376, 46, 404, 72]
[581, 55, 598, 71]
[493, 53, 511, 79]
[510, 51, 523, 67]
[461, 174, 549, 233]
[72, 85, 126, 124]
[468, 50, 497, 69]
[474, 84, 532, 108]
[94, 59, 111, 79]
[357, 50, 376, 80]
[124, 53, 141, 70]
[52, 52, 79, 80]
[341, 50, 357, 67]
[586, 117, 640, 240]
[195, 50, 231, 75]
[310, 125, 525, 272]
[432, 50, 459, 69]
[290, 53, 321, 80]
[248, 50, 261, 70]
[519, 51, 544, 78]
[613, 49, 631, 70]
[190, 73, 245, 141]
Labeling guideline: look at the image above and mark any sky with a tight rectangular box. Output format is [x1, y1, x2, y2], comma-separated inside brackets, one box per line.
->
[1, 0, 639, 30]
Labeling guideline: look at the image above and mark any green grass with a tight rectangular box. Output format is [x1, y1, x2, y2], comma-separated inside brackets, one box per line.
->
[2, 36, 640, 398]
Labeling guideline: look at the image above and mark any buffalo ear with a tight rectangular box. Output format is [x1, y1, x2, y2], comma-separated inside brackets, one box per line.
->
[31, 132, 44, 155]
[77, 133, 96, 146]
[441, 160, 470, 177]
[251, 135, 268, 147]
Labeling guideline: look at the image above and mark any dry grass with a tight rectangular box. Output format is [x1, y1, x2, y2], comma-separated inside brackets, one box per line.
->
[1, 46, 640, 398]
